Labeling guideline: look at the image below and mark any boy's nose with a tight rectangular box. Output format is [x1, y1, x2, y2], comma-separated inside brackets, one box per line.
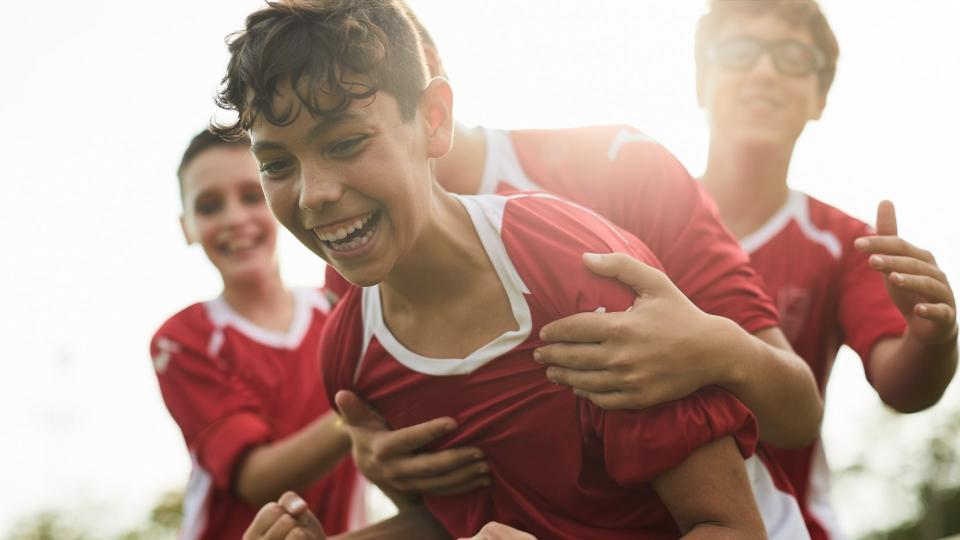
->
[299, 171, 344, 211]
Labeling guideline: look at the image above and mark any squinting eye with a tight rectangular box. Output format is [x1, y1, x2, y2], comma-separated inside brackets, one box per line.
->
[260, 159, 292, 178]
[329, 136, 368, 157]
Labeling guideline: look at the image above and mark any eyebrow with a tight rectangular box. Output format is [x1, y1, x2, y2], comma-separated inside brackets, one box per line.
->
[250, 111, 360, 155]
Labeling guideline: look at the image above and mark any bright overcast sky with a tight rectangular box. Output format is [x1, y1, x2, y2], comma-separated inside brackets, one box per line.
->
[1, 0, 958, 537]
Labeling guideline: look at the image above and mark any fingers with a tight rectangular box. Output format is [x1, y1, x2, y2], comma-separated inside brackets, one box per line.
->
[582, 252, 666, 296]
[868, 254, 946, 283]
[534, 342, 607, 369]
[916, 303, 958, 327]
[277, 492, 325, 536]
[395, 460, 492, 495]
[855, 236, 935, 263]
[335, 390, 388, 431]
[379, 445, 485, 481]
[539, 312, 611, 343]
[875, 200, 898, 236]
[888, 272, 954, 305]
[372, 417, 458, 457]
[545, 366, 623, 393]
[245, 502, 287, 539]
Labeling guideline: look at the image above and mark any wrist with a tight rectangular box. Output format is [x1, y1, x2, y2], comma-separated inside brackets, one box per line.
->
[706, 315, 751, 390]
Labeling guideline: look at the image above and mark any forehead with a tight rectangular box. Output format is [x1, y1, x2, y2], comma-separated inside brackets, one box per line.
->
[181, 146, 260, 195]
[248, 82, 403, 146]
[714, 11, 815, 45]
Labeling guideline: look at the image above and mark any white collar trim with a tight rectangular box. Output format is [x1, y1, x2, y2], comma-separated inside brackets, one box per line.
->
[204, 287, 328, 350]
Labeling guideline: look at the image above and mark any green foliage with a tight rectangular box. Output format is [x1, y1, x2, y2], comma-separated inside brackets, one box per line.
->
[5, 491, 183, 540]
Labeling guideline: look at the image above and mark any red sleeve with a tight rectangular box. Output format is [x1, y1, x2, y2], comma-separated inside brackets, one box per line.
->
[837, 222, 907, 374]
[612, 142, 778, 334]
[317, 285, 366, 413]
[503, 195, 758, 483]
[582, 387, 758, 485]
[150, 322, 272, 491]
[512, 128, 779, 334]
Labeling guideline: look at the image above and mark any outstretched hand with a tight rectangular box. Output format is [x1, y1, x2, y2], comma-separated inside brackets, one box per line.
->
[243, 492, 326, 540]
[856, 200, 958, 346]
[335, 390, 490, 498]
[533, 252, 731, 410]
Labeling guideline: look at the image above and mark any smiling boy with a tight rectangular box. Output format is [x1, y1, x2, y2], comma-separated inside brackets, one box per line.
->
[214, 1, 790, 538]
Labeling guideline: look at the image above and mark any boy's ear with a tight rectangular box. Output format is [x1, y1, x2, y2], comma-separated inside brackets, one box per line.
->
[420, 77, 454, 159]
[180, 214, 196, 245]
[811, 90, 827, 121]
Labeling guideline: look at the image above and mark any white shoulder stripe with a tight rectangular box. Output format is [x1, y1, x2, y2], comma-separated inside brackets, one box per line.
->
[478, 127, 543, 194]
[739, 191, 841, 260]
[606, 127, 657, 161]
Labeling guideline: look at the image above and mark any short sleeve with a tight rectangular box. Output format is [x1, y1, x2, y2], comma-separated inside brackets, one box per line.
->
[582, 386, 759, 485]
[150, 330, 272, 490]
[509, 128, 779, 334]
[614, 146, 779, 334]
[837, 224, 907, 373]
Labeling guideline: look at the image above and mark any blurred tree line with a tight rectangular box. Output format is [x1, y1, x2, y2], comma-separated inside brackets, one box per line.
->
[5, 491, 181, 540]
[5, 410, 959, 539]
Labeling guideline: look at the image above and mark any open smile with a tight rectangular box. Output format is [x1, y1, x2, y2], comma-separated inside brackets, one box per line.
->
[314, 209, 383, 253]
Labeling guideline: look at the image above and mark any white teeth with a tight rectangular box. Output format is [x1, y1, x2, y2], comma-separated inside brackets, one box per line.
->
[315, 209, 379, 247]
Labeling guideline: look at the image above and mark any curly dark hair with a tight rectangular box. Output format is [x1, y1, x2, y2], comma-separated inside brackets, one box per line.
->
[214, 0, 428, 139]
[695, 0, 840, 95]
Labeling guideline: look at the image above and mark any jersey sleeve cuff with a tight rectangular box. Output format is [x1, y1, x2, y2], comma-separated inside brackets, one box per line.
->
[598, 386, 759, 485]
[192, 411, 273, 491]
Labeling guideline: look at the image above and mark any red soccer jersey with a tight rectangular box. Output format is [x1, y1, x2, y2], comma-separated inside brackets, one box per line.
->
[321, 193, 808, 539]
[741, 191, 907, 540]
[151, 288, 363, 540]
[326, 125, 779, 334]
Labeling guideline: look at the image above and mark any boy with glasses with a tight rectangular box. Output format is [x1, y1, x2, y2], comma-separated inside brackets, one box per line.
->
[690, 2, 957, 537]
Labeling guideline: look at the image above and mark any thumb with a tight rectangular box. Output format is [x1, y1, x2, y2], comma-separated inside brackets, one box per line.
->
[279, 492, 327, 538]
[582, 252, 667, 296]
[335, 390, 387, 431]
[876, 200, 898, 236]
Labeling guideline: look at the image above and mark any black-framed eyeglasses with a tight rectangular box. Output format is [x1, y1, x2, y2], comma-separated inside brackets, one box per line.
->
[706, 37, 825, 76]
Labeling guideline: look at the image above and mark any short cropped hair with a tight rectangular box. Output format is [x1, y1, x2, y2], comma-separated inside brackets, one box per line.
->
[695, 0, 840, 95]
[214, 0, 428, 139]
[177, 129, 251, 199]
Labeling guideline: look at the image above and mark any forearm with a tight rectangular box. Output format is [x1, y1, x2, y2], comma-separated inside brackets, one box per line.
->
[714, 321, 823, 448]
[332, 504, 450, 540]
[236, 411, 352, 506]
[869, 333, 958, 413]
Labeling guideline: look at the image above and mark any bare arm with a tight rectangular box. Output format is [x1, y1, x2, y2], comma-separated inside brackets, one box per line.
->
[856, 201, 958, 412]
[652, 436, 766, 539]
[536, 252, 822, 448]
[235, 411, 352, 506]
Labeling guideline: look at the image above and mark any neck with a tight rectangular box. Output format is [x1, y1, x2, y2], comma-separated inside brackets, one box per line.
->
[434, 123, 487, 195]
[221, 265, 294, 332]
[700, 138, 794, 239]
[379, 183, 491, 313]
